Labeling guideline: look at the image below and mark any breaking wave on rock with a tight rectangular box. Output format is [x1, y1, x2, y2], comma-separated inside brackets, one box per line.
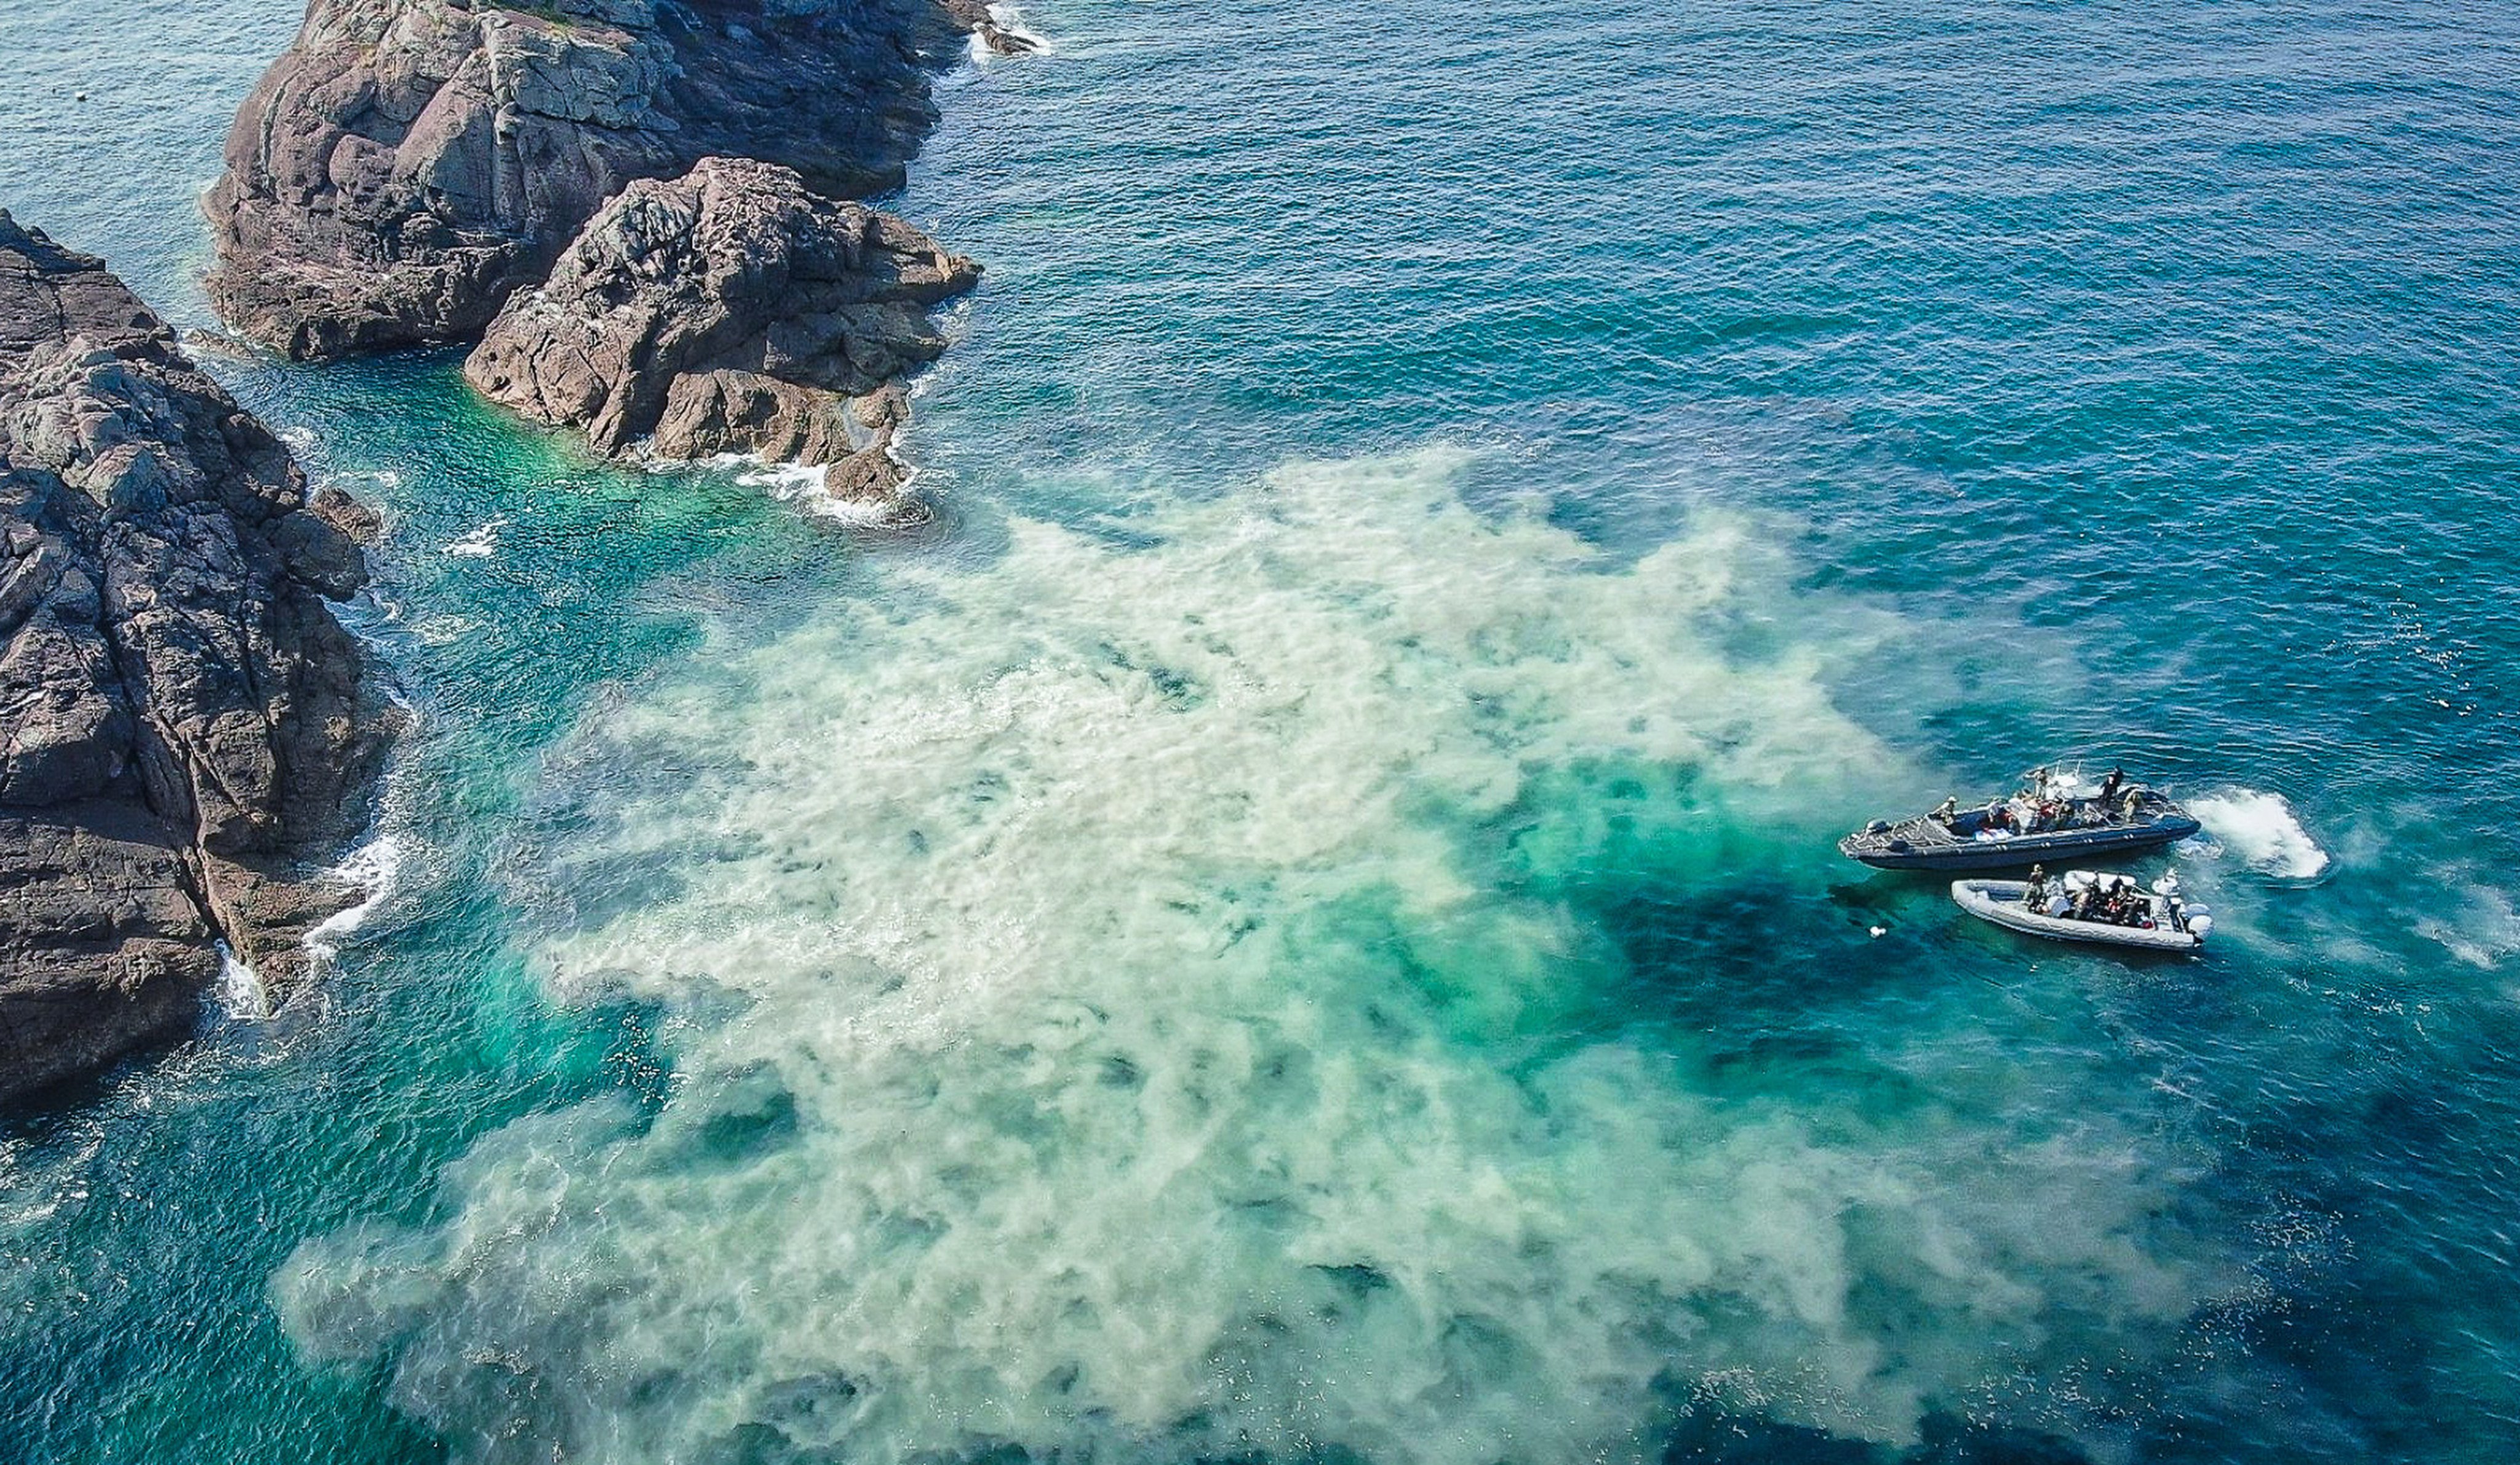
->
[273, 448, 2223, 1464]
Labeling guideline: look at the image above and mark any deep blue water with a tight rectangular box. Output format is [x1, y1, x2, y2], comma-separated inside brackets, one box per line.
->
[3, 1, 2519, 1461]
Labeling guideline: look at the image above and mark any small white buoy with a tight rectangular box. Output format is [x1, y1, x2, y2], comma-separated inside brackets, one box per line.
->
[1868, 925, 1887, 938]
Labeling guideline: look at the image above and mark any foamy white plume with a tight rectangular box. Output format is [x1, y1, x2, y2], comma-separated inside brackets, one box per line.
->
[275, 449, 2211, 1465]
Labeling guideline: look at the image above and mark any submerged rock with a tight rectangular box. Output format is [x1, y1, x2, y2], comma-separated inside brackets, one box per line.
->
[205, 0, 975, 360]
[0, 210, 393, 1103]
[464, 157, 976, 503]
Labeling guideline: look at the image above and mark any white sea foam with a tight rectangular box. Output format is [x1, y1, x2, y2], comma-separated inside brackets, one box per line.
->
[703, 452, 927, 525]
[443, 517, 506, 558]
[407, 613, 477, 647]
[215, 943, 269, 1021]
[304, 835, 405, 969]
[967, 3, 1053, 64]
[275, 448, 2213, 1464]
[2190, 789, 2329, 879]
[2415, 884, 2520, 970]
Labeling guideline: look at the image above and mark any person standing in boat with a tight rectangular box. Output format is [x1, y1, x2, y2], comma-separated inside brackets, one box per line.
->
[2023, 864, 2049, 911]
[2099, 767, 2126, 806]
[1933, 796, 1958, 829]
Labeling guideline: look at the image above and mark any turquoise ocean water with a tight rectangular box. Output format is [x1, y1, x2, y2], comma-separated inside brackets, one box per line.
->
[4, 1, 2519, 1460]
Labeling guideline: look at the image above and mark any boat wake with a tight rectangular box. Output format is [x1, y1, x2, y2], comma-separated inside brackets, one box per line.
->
[2189, 789, 2329, 879]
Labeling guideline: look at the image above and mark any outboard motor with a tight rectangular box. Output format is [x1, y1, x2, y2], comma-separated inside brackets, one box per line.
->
[2187, 914, 2214, 940]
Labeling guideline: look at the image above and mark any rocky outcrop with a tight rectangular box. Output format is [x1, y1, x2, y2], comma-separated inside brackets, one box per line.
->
[938, 0, 1043, 55]
[0, 212, 391, 1103]
[205, 0, 978, 360]
[463, 157, 976, 501]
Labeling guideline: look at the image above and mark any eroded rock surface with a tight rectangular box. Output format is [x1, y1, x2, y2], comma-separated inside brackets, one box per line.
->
[465, 157, 976, 501]
[0, 212, 391, 1103]
[206, 0, 975, 359]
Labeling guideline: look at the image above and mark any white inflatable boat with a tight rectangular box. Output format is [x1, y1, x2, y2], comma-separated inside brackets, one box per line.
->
[1952, 869, 2212, 952]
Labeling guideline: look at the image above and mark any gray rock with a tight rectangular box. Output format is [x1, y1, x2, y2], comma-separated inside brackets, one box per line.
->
[463, 157, 976, 491]
[823, 433, 906, 503]
[206, 0, 978, 359]
[652, 371, 858, 465]
[310, 482, 388, 545]
[0, 210, 394, 1104]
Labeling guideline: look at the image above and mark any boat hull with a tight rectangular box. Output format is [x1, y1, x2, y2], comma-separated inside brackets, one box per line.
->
[1839, 813, 2200, 871]
[1952, 878, 2206, 951]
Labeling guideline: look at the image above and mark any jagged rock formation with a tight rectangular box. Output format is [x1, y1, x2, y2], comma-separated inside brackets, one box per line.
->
[0, 212, 391, 1103]
[938, 0, 1043, 55]
[206, 0, 976, 360]
[463, 157, 976, 501]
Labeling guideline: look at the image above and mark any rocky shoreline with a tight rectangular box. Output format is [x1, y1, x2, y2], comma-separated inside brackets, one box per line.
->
[0, 213, 394, 1103]
[1, 1, 1010, 1100]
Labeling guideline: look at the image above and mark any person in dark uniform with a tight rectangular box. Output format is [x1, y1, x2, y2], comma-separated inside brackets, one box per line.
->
[2099, 767, 2125, 805]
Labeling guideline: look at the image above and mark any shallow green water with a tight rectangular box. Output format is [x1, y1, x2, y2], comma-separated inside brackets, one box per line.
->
[4, 1, 2519, 1461]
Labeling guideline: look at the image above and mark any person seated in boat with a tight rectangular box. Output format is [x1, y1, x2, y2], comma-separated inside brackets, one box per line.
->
[1983, 799, 2012, 834]
[2126, 880, 2158, 928]
[1932, 796, 1958, 829]
[2068, 883, 2098, 921]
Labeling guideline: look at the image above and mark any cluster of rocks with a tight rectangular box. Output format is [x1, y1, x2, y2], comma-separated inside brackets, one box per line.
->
[0, 214, 393, 1102]
[206, 0, 971, 359]
[3, 1, 1010, 1100]
[206, 0, 993, 509]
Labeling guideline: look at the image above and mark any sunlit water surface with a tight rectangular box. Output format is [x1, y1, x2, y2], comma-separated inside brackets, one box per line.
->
[3, 2, 2518, 1462]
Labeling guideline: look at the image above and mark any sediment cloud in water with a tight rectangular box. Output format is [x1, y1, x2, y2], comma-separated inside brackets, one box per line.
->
[275, 449, 2220, 1464]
